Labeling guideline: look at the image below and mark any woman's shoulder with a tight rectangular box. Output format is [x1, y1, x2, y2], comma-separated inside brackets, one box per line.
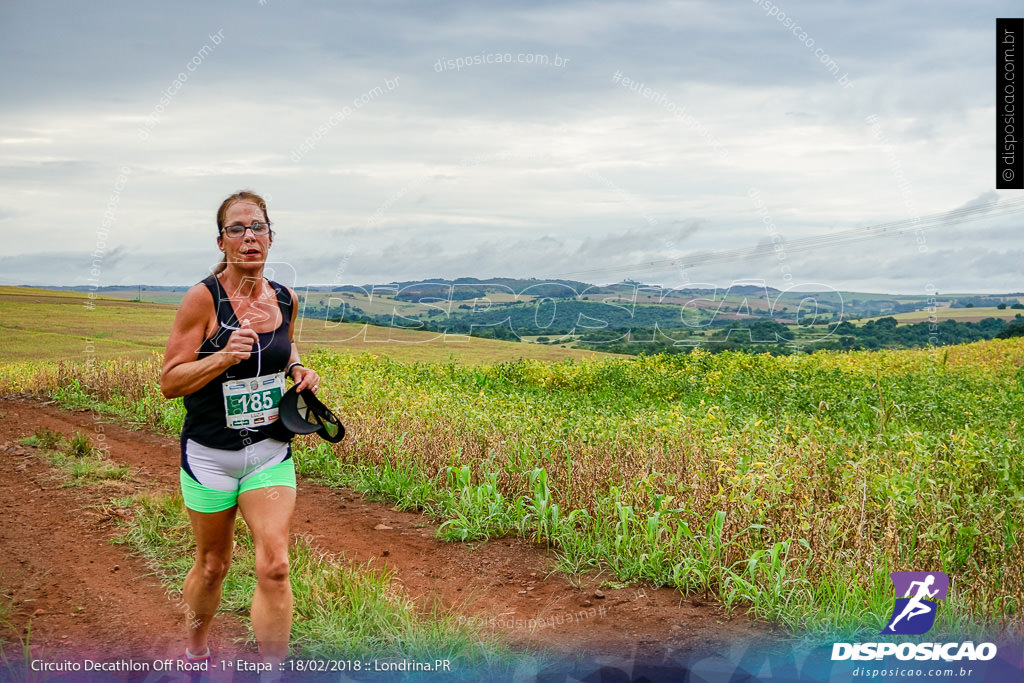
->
[166, 280, 219, 343]
[177, 280, 218, 320]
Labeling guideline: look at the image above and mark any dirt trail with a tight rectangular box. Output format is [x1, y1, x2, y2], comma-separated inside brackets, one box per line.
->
[0, 397, 770, 664]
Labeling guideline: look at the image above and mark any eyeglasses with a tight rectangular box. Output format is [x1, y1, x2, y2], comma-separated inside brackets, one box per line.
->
[222, 221, 271, 238]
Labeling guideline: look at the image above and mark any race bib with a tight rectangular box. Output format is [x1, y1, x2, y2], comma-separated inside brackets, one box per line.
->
[222, 372, 286, 430]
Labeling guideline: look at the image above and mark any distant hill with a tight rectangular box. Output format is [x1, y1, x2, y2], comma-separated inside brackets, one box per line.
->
[18, 280, 1024, 355]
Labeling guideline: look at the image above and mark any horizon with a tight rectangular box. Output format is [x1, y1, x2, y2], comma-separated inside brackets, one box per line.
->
[9, 281, 1023, 299]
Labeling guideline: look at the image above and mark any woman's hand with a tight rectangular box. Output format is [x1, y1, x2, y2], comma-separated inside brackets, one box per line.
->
[292, 365, 320, 393]
[162, 285, 262, 398]
[220, 323, 259, 366]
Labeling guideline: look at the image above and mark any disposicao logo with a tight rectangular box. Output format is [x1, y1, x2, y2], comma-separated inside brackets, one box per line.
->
[883, 571, 948, 635]
[831, 571, 998, 663]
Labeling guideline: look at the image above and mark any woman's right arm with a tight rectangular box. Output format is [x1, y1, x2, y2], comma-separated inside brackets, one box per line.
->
[160, 285, 257, 399]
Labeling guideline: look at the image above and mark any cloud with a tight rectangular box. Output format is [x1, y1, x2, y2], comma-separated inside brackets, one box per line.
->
[957, 190, 1001, 212]
[0, 0, 1017, 292]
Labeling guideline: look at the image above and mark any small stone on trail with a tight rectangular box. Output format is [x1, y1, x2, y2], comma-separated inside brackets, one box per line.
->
[594, 590, 605, 599]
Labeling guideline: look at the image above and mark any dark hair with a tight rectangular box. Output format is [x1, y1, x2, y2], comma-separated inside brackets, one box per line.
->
[213, 190, 271, 274]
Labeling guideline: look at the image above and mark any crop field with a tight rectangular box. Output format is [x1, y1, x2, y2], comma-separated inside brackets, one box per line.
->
[0, 288, 178, 362]
[0, 287, 610, 365]
[1, 284, 1022, 674]
[3, 332, 1022, 643]
[857, 307, 1023, 325]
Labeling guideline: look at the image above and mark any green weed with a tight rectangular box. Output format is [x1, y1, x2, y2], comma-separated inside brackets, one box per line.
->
[10, 339, 1024, 638]
[23, 430, 131, 487]
[19, 428, 61, 450]
[114, 493, 520, 669]
[67, 431, 95, 458]
[0, 591, 36, 683]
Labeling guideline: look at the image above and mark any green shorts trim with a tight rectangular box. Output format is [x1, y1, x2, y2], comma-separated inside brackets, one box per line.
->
[180, 459, 296, 513]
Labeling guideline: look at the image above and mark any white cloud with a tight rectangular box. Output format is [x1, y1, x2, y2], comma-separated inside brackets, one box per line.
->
[1, 0, 1020, 292]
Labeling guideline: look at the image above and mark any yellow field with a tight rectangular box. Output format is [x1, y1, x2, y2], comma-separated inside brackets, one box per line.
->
[0, 287, 177, 362]
[306, 291, 426, 317]
[857, 306, 1021, 324]
[0, 287, 615, 365]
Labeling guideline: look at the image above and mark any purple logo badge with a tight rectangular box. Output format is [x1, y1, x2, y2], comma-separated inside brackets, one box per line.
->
[883, 571, 948, 635]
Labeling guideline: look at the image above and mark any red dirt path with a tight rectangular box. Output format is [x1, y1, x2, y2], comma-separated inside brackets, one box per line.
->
[0, 397, 772, 667]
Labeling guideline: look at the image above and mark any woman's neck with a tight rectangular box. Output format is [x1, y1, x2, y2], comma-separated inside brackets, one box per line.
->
[217, 267, 266, 301]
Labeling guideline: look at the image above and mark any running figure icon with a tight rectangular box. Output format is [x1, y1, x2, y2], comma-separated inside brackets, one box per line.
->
[886, 574, 939, 632]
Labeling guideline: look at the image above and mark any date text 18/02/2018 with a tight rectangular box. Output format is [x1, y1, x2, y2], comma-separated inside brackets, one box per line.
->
[284, 659, 452, 673]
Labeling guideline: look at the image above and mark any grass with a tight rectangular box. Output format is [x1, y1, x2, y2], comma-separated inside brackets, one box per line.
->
[9, 420, 528, 675]
[856, 306, 1021, 324]
[0, 584, 21, 656]
[19, 429, 131, 487]
[0, 614, 35, 683]
[18, 427, 61, 450]
[0, 292, 177, 363]
[293, 319, 614, 363]
[115, 491, 520, 669]
[3, 330, 1022, 643]
[0, 286, 616, 365]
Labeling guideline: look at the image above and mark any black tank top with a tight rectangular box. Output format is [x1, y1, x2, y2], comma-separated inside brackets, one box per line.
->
[180, 275, 294, 451]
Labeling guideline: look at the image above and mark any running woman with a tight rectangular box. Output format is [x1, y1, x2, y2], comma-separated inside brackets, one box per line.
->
[161, 190, 319, 667]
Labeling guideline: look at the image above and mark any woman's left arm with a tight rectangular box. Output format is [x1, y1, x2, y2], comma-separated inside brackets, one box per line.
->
[286, 287, 320, 392]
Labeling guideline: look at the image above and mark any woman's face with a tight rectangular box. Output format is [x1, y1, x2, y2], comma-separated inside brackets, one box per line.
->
[218, 201, 272, 270]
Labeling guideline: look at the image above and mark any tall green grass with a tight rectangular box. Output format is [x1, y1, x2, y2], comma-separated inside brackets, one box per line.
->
[116, 493, 510, 665]
[18, 428, 131, 487]
[4, 339, 1022, 639]
[9, 423, 521, 673]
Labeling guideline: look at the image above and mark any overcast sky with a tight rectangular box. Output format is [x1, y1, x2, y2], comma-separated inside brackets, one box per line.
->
[1, 0, 1021, 294]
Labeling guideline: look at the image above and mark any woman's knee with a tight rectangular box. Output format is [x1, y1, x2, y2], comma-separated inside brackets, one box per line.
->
[195, 552, 232, 587]
[256, 552, 290, 585]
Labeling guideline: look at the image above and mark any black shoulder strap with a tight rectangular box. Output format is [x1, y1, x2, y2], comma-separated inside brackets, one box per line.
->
[201, 274, 241, 328]
[199, 275, 241, 353]
[269, 280, 293, 323]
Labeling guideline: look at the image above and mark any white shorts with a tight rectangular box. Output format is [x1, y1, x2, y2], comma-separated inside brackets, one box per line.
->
[182, 437, 291, 492]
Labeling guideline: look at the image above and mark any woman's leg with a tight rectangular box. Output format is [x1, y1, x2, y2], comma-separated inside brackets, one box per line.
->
[182, 505, 238, 655]
[237, 485, 296, 664]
